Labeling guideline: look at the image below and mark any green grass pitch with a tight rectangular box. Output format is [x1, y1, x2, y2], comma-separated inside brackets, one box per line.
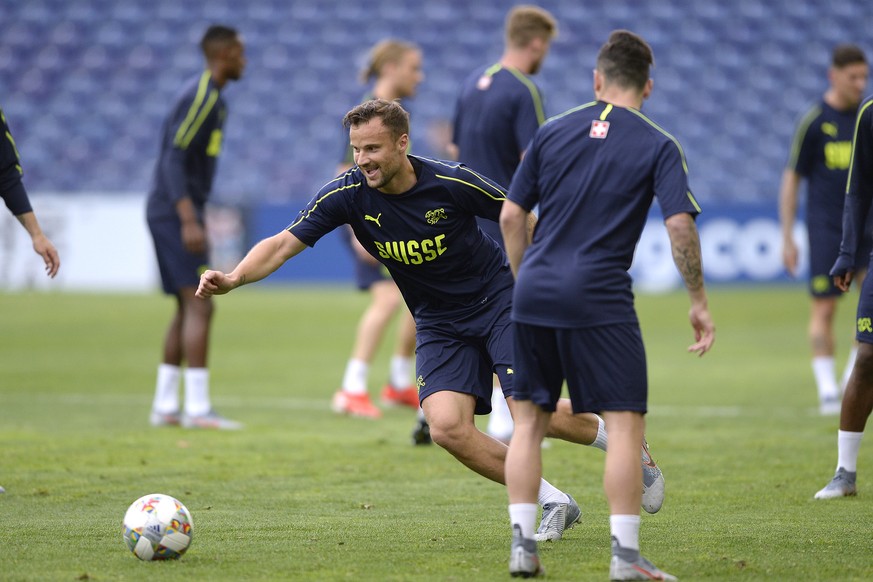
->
[1, 286, 871, 581]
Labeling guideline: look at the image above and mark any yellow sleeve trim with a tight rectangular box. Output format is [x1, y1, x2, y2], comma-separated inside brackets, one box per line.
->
[173, 72, 218, 149]
[421, 156, 507, 201]
[435, 173, 506, 201]
[787, 105, 822, 170]
[628, 108, 689, 174]
[5, 130, 21, 168]
[628, 108, 701, 212]
[505, 67, 546, 125]
[544, 101, 598, 124]
[287, 181, 362, 230]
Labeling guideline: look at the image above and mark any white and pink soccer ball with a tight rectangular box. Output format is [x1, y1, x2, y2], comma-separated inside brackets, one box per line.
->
[122, 493, 193, 560]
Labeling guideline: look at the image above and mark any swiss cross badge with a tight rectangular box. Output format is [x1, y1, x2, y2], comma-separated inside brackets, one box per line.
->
[589, 120, 610, 139]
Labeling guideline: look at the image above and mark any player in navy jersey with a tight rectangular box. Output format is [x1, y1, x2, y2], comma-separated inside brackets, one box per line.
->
[817, 93, 873, 500]
[0, 105, 61, 496]
[501, 31, 715, 579]
[450, 5, 557, 444]
[196, 99, 665, 544]
[332, 39, 423, 421]
[146, 25, 246, 430]
[0, 105, 60, 278]
[780, 44, 870, 415]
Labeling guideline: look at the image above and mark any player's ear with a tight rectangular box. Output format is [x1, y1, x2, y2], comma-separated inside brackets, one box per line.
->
[592, 69, 603, 98]
[642, 78, 654, 100]
[398, 133, 409, 152]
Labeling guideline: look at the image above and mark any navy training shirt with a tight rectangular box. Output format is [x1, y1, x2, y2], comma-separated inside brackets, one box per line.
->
[287, 156, 513, 320]
[509, 101, 701, 328]
[453, 64, 545, 245]
[452, 64, 545, 188]
[788, 100, 858, 231]
[147, 71, 228, 221]
[834, 95, 873, 272]
[0, 106, 32, 216]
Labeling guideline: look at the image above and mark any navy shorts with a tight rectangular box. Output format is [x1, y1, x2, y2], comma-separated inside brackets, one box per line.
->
[512, 321, 648, 414]
[808, 225, 871, 297]
[416, 291, 514, 415]
[340, 227, 390, 290]
[855, 269, 873, 343]
[353, 255, 391, 290]
[147, 217, 209, 295]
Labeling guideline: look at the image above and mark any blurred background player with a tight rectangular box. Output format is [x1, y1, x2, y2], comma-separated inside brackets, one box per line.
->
[449, 4, 557, 443]
[501, 30, 714, 579]
[146, 25, 246, 430]
[0, 105, 60, 278]
[780, 44, 870, 415]
[332, 39, 423, 420]
[817, 91, 873, 500]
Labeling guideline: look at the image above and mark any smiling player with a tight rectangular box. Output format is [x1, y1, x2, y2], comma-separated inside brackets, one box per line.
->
[196, 99, 664, 544]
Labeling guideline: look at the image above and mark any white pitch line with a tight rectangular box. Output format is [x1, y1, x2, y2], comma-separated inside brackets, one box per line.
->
[1, 394, 830, 418]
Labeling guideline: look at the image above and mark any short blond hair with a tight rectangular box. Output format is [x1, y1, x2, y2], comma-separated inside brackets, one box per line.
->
[505, 5, 558, 49]
[360, 39, 420, 83]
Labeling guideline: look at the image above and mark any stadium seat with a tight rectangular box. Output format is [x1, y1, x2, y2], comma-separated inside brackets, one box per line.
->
[1, 0, 870, 205]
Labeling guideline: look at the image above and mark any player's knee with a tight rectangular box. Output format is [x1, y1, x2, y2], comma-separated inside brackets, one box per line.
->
[427, 416, 471, 452]
[852, 344, 873, 384]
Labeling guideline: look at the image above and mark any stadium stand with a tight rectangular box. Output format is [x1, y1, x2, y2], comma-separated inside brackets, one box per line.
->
[1, 0, 871, 205]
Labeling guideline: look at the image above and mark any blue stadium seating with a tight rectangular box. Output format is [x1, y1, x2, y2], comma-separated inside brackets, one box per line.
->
[1, 0, 871, 205]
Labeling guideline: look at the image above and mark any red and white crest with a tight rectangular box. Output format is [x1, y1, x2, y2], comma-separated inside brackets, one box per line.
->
[589, 120, 610, 139]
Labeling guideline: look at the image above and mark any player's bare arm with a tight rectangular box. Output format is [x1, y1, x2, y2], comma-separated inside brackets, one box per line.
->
[176, 196, 207, 254]
[499, 199, 531, 277]
[197, 230, 307, 298]
[834, 270, 855, 292]
[16, 211, 60, 277]
[665, 212, 715, 356]
[778, 169, 802, 276]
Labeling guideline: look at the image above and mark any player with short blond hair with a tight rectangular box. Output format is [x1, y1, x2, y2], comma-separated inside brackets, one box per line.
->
[332, 39, 424, 420]
[450, 4, 557, 443]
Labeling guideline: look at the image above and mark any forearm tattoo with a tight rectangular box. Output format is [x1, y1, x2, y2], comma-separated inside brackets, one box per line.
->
[672, 228, 704, 292]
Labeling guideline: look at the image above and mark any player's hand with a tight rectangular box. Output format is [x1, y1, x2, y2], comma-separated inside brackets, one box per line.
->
[32, 233, 60, 278]
[181, 221, 207, 254]
[687, 302, 715, 357]
[834, 270, 855, 293]
[782, 239, 798, 277]
[196, 270, 235, 298]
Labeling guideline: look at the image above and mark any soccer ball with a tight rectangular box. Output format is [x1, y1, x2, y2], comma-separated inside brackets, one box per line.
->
[122, 493, 193, 560]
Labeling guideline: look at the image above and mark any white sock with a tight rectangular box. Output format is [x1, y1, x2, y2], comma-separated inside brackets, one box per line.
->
[591, 414, 608, 451]
[610, 514, 641, 551]
[487, 387, 515, 441]
[509, 503, 538, 540]
[389, 355, 414, 389]
[840, 347, 858, 392]
[184, 367, 211, 417]
[812, 356, 839, 400]
[537, 479, 569, 506]
[341, 359, 369, 395]
[837, 430, 864, 472]
[152, 363, 180, 414]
